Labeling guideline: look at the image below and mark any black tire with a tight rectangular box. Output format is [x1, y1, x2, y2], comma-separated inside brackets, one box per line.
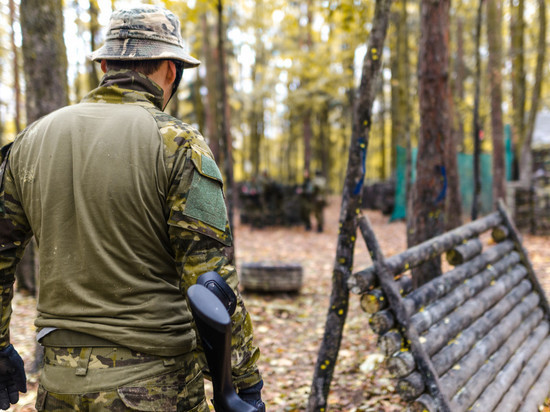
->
[239, 262, 303, 293]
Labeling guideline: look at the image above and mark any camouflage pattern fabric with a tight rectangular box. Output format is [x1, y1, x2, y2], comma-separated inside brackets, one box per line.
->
[36, 347, 208, 411]
[82, 71, 260, 389]
[90, 5, 200, 68]
[0, 70, 261, 394]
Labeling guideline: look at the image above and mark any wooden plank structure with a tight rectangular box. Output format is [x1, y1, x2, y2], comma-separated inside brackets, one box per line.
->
[348, 200, 550, 411]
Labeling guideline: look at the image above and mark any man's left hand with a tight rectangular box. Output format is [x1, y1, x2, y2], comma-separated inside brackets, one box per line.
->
[238, 380, 265, 412]
[0, 344, 27, 411]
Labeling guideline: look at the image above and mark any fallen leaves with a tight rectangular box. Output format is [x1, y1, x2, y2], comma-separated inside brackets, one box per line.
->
[10, 196, 550, 411]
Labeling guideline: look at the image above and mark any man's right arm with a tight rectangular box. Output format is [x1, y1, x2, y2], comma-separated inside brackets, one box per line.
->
[0, 155, 33, 348]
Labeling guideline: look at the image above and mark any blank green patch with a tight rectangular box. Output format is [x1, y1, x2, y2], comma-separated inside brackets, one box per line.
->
[184, 170, 227, 231]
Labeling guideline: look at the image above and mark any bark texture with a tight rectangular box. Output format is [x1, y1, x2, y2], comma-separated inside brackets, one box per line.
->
[351, 201, 550, 410]
[20, 0, 68, 374]
[409, 0, 451, 286]
[487, 0, 506, 207]
[21, 0, 68, 122]
[348, 212, 503, 294]
[445, 238, 482, 266]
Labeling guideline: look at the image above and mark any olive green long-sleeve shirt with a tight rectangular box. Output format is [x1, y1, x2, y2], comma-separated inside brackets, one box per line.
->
[0, 70, 260, 389]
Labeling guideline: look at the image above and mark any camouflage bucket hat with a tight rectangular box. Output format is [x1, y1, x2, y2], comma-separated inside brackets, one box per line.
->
[90, 5, 200, 68]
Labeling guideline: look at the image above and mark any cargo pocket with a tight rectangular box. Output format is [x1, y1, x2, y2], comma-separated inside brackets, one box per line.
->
[117, 371, 180, 412]
[176, 369, 208, 412]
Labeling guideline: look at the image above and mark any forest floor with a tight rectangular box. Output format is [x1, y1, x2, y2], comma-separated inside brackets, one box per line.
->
[10, 195, 550, 411]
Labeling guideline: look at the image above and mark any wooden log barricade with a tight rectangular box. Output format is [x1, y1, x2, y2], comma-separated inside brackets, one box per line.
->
[348, 200, 550, 411]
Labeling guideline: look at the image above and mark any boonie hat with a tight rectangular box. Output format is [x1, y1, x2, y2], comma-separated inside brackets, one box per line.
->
[90, 5, 200, 68]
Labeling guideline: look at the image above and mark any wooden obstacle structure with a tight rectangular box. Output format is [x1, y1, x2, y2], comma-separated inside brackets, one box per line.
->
[348, 201, 550, 411]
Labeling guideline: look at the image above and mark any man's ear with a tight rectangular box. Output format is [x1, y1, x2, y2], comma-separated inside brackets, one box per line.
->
[166, 61, 177, 84]
[100, 60, 107, 73]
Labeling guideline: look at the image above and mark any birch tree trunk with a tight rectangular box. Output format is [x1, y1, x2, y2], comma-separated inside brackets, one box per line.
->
[307, 0, 393, 408]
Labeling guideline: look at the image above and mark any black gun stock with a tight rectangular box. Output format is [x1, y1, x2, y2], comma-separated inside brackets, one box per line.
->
[187, 284, 258, 412]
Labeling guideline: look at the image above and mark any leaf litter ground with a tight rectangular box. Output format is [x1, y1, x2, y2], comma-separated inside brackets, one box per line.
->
[11, 196, 550, 411]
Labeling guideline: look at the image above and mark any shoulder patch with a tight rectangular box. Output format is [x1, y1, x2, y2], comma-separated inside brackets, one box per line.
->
[183, 165, 227, 232]
[193, 153, 223, 183]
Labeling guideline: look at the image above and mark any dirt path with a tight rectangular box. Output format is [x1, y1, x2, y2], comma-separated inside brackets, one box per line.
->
[10, 196, 550, 411]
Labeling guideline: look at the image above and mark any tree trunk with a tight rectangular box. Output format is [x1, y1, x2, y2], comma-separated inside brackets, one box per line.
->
[389, 0, 410, 173]
[202, 13, 220, 161]
[306, 0, 393, 408]
[317, 103, 330, 184]
[217, 0, 235, 262]
[510, 0, 526, 180]
[21, 0, 68, 374]
[445, 14, 463, 231]
[88, 0, 100, 90]
[9, 0, 21, 134]
[471, 0, 484, 220]
[444, 89, 462, 231]
[409, 0, 451, 286]
[519, 0, 546, 183]
[487, 0, 506, 207]
[376, 74, 387, 179]
[452, 17, 466, 152]
[21, 0, 68, 122]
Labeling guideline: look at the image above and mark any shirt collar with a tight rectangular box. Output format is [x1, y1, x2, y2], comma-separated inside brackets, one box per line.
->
[82, 70, 165, 110]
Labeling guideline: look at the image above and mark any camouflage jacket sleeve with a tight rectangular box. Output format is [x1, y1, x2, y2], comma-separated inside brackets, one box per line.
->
[0, 141, 33, 349]
[165, 136, 261, 390]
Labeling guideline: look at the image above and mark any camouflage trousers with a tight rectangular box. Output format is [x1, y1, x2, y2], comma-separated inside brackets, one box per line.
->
[35, 346, 210, 412]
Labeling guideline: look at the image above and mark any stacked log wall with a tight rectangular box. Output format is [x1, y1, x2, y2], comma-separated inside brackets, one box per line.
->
[349, 204, 550, 411]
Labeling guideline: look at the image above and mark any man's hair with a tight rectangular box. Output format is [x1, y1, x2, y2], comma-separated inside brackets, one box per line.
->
[104, 59, 165, 75]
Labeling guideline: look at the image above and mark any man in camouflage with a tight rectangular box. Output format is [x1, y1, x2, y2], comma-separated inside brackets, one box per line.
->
[0, 5, 264, 412]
